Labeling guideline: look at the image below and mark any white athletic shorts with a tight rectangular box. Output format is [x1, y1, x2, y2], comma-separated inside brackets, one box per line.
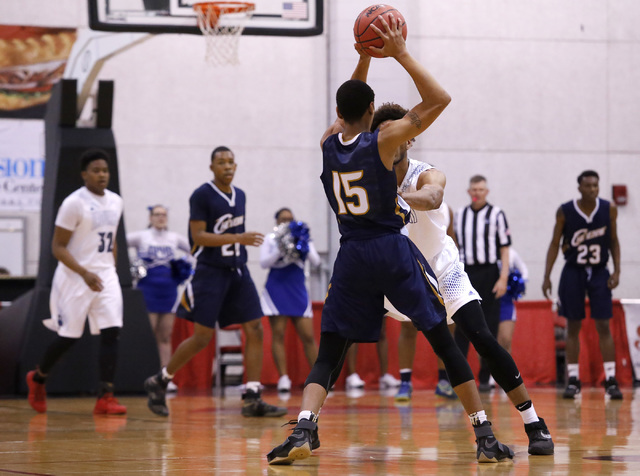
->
[44, 265, 123, 338]
[385, 259, 480, 325]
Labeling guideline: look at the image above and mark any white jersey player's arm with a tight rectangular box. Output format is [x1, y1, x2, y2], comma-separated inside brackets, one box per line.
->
[52, 226, 104, 292]
[400, 168, 446, 211]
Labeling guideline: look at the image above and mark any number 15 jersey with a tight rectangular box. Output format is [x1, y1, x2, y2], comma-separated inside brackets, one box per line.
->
[561, 198, 611, 267]
[55, 186, 123, 272]
[320, 130, 409, 241]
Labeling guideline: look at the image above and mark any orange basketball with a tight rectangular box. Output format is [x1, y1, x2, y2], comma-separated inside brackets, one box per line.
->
[353, 4, 407, 58]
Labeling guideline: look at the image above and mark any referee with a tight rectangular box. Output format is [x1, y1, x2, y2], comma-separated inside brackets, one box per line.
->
[454, 175, 511, 391]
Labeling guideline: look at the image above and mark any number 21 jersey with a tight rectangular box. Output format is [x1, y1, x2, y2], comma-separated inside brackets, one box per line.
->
[561, 198, 610, 267]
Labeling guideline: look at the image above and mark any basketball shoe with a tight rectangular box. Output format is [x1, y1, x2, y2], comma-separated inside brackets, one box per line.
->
[395, 381, 412, 402]
[524, 417, 554, 455]
[26, 370, 47, 413]
[346, 373, 365, 389]
[267, 417, 318, 465]
[277, 375, 292, 393]
[379, 373, 400, 389]
[144, 373, 169, 416]
[94, 393, 127, 415]
[563, 377, 581, 399]
[242, 389, 287, 417]
[604, 377, 623, 400]
[474, 421, 514, 463]
[435, 379, 457, 399]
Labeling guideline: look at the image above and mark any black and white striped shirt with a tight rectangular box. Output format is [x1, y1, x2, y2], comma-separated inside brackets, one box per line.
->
[455, 203, 511, 266]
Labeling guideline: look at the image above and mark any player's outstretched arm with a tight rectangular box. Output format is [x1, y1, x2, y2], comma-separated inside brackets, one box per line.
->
[400, 168, 446, 211]
[190, 220, 264, 248]
[372, 16, 450, 168]
[542, 207, 565, 299]
[320, 49, 371, 149]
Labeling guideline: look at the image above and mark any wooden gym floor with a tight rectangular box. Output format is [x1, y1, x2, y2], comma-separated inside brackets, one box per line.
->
[1, 386, 639, 475]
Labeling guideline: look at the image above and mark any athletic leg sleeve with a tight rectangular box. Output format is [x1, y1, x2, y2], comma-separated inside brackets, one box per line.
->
[305, 332, 351, 392]
[453, 301, 523, 392]
[423, 320, 474, 387]
[39, 336, 78, 374]
[99, 327, 121, 384]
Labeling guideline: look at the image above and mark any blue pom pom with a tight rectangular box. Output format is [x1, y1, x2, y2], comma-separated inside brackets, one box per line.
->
[170, 258, 193, 284]
[506, 270, 526, 300]
[289, 221, 310, 261]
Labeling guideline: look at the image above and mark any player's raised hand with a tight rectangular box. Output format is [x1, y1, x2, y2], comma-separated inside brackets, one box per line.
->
[237, 231, 264, 247]
[368, 14, 406, 58]
[82, 270, 104, 292]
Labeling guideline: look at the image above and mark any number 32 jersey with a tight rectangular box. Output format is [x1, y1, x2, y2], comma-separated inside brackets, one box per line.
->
[561, 198, 611, 267]
[55, 186, 124, 271]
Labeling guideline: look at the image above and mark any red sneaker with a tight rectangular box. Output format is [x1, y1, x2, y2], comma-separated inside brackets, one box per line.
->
[94, 393, 127, 415]
[26, 370, 47, 413]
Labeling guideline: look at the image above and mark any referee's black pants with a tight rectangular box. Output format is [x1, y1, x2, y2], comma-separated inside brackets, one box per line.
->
[454, 263, 501, 385]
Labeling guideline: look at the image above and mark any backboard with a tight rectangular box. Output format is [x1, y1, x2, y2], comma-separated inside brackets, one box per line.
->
[88, 0, 323, 36]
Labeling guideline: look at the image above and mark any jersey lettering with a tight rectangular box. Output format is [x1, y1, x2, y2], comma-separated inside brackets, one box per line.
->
[98, 231, 114, 253]
[332, 170, 369, 216]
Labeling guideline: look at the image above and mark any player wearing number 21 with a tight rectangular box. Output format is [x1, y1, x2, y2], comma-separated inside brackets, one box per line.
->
[543, 169, 623, 399]
[26, 149, 127, 415]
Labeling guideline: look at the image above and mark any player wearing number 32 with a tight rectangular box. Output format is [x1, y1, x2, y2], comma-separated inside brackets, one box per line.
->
[542, 170, 623, 400]
[26, 149, 127, 415]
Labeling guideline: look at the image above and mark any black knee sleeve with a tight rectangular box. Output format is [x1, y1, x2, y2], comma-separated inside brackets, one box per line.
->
[453, 301, 523, 392]
[423, 320, 474, 387]
[39, 336, 78, 374]
[99, 327, 121, 383]
[305, 332, 351, 392]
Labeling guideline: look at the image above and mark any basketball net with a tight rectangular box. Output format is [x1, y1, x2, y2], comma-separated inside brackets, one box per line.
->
[193, 2, 255, 66]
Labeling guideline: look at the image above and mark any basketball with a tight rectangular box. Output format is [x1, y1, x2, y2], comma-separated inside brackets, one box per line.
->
[353, 4, 407, 58]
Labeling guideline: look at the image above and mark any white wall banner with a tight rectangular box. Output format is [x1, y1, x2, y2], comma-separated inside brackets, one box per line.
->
[621, 299, 640, 381]
[0, 119, 45, 211]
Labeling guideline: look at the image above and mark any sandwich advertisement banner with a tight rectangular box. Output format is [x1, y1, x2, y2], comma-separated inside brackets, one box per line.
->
[0, 25, 77, 119]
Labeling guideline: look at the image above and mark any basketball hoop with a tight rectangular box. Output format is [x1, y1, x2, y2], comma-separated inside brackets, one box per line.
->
[193, 2, 255, 66]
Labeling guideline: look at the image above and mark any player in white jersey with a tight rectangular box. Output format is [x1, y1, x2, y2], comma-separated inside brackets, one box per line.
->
[371, 103, 554, 456]
[128, 205, 191, 374]
[26, 149, 127, 415]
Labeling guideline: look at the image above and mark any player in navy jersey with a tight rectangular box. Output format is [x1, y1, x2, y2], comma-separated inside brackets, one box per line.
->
[144, 146, 286, 418]
[267, 16, 513, 465]
[543, 170, 622, 399]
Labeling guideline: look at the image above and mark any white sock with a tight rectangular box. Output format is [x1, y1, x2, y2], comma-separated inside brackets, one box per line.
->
[298, 410, 314, 422]
[519, 404, 539, 425]
[567, 363, 579, 379]
[162, 367, 174, 380]
[245, 381, 261, 393]
[604, 361, 616, 380]
[469, 410, 487, 426]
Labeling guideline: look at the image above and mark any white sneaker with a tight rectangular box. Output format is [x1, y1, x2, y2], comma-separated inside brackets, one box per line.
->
[277, 375, 292, 393]
[379, 373, 401, 389]
[166, 381, 178, 393]
[346, 373, 365, 389]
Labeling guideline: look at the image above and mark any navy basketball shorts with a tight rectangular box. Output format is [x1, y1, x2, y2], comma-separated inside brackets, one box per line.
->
[558, 264, 612, 320]
[177, 263, 262, 329]
[321, 233, 446, 342]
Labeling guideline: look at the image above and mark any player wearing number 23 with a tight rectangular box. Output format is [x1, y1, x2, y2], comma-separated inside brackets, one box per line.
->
[543, 169, 622, 399]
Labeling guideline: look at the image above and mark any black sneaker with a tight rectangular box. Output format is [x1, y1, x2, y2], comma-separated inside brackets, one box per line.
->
[267, 418, 316, 465]
[604, 377, 623, 400]
[524, 417, 554, 455]
[144, 374, 169, 417]
[473, 421, 514, 463]
[242, 389, 287, 417]
[563, 377, 581, 399]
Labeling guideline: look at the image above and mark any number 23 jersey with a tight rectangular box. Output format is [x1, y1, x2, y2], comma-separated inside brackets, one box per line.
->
[55, 186, 124, 271]
[561, 198, 610, 267]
